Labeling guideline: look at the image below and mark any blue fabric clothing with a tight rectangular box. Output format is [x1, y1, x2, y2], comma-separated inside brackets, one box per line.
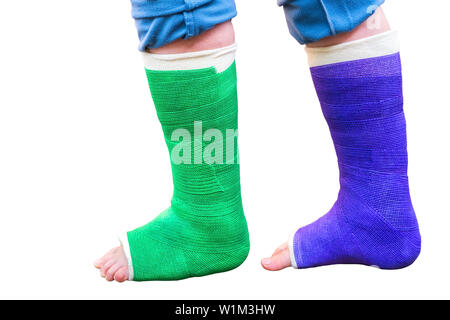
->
[131, 0, 237, 51]
[131, 0, 386, 50]
[278, 0, 385, 44]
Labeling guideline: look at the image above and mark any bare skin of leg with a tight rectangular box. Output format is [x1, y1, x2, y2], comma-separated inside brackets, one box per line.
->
[94, 21, 235, 282]
[262, 7, 391, 271]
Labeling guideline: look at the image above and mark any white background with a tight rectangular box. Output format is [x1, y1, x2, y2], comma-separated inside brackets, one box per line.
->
[0, 1, 449, 299]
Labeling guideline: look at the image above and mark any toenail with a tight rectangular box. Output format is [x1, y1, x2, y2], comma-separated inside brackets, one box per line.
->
[263, 259, 271, 265]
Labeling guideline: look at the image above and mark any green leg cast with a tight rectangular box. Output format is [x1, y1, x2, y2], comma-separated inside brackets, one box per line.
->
[126, 62, 250, 281]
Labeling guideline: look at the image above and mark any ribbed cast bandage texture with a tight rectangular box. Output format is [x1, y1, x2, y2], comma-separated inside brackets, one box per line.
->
[291, 53, 421, 269]
[126, 62, 250, 281]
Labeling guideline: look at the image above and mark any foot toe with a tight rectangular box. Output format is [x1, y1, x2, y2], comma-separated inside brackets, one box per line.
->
[105, 263, 122, 281]
[100, 259, 115, 277]
[96, 245, 129, 281]
[94, 255, 109, 269]
[94, 259, 103, 269]
[94, 248, 117, 269]
[262, 247, 291, 271]
[114, 267, 129, 283]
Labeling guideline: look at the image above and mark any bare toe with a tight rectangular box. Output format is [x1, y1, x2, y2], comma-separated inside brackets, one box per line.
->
[94, 247, 118, 269]
[94, 256, 109, 269]
[94, 259, 103, 269]
[106, 263, 122, 281]
[95, 246, 129, 282]
[100, 259, 115, 277]
[114, 267, 129, 283]
[261, 244, 292, 271]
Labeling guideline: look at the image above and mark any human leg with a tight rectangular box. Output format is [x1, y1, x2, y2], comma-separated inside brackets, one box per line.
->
[95, 0, 250, 282]
[263, 3, 421, 271]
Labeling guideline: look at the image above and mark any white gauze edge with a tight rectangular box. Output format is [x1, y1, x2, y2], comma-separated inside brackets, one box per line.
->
[288, 231, 298, 269]
[142, 43, 237, 72]
[118, 233, 134, 281]
[305, 30, 400, 67]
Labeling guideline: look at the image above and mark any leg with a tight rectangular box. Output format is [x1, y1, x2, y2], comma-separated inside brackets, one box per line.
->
[306, 8, 390, 48]
[263, 3, 421, 270]
[94, 23, 237, 282]
[150, 21, 235, 54]
[95, 0, 250, 282]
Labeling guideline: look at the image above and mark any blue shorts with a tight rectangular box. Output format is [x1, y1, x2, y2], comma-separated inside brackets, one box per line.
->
[131, 0, 237, 51]
[279, 0, 386, 44]
[131, 0, 385, 51]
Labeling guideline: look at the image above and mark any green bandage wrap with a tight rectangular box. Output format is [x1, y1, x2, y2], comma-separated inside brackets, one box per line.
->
[126, 61, 250, 281]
